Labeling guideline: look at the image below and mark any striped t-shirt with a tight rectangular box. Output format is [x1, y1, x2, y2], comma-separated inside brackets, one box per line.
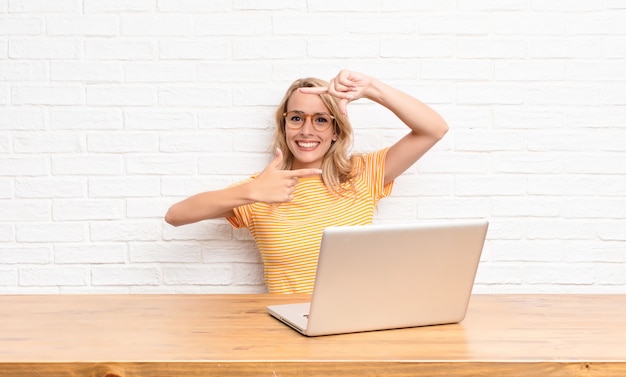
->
[227, 148, 393, 294]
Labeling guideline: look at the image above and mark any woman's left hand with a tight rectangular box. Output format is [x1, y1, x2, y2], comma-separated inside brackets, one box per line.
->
[299, 70, 374, 115]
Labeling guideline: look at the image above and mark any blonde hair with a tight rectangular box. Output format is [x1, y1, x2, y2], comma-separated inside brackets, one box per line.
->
[271, 77, 356, 194]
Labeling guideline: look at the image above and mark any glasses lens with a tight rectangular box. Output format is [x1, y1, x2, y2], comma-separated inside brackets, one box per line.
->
[285, 112, 303, 128]
[284, 111, 333, 131]
[313, 114, 332, 130]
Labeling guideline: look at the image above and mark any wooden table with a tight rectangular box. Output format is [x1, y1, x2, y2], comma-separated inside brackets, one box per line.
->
[1, 294, 625, 376]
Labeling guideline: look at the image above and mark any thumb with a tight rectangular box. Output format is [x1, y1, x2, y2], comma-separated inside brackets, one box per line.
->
[270, 147, 284, 168]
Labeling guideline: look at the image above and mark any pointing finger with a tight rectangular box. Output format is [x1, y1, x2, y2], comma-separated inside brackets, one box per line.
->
[298, 87, 328, 94]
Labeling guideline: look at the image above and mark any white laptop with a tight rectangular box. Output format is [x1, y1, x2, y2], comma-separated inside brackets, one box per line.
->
[267, 219, 489, 336]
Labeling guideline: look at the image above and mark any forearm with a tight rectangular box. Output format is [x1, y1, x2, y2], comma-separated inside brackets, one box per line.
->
[164, 182, 255, 227]
[365, 79, 448, 140]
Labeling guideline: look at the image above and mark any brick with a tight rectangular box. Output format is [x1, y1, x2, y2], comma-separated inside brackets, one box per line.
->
[495, 60, 566, 81]
[456, 175, 527, 196]
[162, 265, 232, 285]
[597, 220, 626, 241]
[84, 0, 155, 13]
[158, 86, 230, 107]
[196, 15, 270, 36]
[91, 266, 160, 286]
[0, 199, 50, 221]
[12, 84, 84, 105]
[0, 179, 12, 198]
[126, 154, 196, 175]
[16, 177, 85, 198]
[234, 0, 302, 11]
[20, 266, 88, 287]
[50, 61, 123, 82]
[86, 85, 156, 106]
[198, 62, 272, 82]
[121, 15, 193, 37]
[0, 157, 49, 177]
[308, 38, 381, 59]
[89, 221, 161, 242]
[53, 199, 124, 221]
[127, 198, 170, 218]
[87, 132, 158, 153]
[51, 155, 124, 175]
[0, 17, 42, 35]
[49, 108, 123, 130]
[125, 110, 196, 131]
[159, 131, 233, 153]
[129, 242, 202, 263]
[417, 197, 490, 219]
[308, 0, 379, 12]
[494, 152, 563, 174]
[0, 107, 46, 130]
[525, 264, 595, 285]
[419, 13, 490, 35]
[85, 39, 157, 60]
[493, 12, 565, 35]
[124, 62, 197, 83]
[0, 268, 17, 285]
[158, 0, 230, 12]
[47, 15, 119, 36]
[528, 175, 596, 196]
[232, 263, 264, 285]
[160, 39, 229, 60]
[273, 15, 344, 36]
[55, 243, 127, 264]
[9, 38, 81, 59]
[13, 131, 84, 153]
[89, 177, 161, 198]
[381, 37, 454, 58]
[0, 61, 46, 80]
[0, 247, 51, 264]
[9, 0, 81, 12]
[527, 220, 597, 240]
[0, 224, 14, 242]
[16, 223, 87, 242]
[457, 37, 527, 59]
[161, 175, 233, 197]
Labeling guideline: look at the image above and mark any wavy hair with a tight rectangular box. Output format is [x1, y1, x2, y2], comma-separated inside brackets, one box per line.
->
[271, 77, 357, 195]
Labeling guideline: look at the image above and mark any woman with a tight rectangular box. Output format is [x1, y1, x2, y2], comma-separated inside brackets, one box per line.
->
[165, 70, 448, 293]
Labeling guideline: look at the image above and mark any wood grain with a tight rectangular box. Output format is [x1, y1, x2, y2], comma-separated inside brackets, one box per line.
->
[1, 294, 625, 376]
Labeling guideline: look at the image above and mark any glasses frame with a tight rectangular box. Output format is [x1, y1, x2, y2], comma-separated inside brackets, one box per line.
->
[283, 111, 335, 132]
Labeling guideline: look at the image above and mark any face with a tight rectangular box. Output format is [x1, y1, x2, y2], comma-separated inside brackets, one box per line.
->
[284, 90, 337, 170]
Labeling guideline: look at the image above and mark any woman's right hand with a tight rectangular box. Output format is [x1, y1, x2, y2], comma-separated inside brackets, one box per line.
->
[251, 148, 322, 203]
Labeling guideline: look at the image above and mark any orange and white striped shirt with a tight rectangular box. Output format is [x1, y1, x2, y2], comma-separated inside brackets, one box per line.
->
[227, 148, 393, 294]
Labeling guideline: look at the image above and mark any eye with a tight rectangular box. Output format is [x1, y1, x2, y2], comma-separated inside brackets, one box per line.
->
[290, 115, 303, 123]
[314, 115, 330, 124]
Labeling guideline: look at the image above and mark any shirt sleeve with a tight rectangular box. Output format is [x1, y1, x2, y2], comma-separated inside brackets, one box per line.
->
[361, 147, 394, 201]
[225, 177, 255, 229]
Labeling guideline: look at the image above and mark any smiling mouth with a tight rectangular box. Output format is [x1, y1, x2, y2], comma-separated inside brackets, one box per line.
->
[296, 141, 320, 149]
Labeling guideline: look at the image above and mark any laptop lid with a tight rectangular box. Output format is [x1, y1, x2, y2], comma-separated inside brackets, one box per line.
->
[268, 220, 489, 336]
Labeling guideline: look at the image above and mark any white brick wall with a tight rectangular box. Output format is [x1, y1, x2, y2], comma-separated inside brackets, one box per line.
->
[1, 1, 625, 294]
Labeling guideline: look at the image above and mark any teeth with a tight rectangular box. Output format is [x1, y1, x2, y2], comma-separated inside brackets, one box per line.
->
[298, 142, 318, 148]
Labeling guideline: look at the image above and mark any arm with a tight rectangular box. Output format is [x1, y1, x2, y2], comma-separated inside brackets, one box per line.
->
[165, 182, 254, 226]
[301, 70, 449, 185]
[363, 78, 449, 185]
[165, 148, 322, 226]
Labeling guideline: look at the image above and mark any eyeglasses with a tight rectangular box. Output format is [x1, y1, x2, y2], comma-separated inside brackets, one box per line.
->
[283, 111, 335, 132]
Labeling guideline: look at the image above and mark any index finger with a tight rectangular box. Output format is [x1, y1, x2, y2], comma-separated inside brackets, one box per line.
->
[298, 87, 328, 95]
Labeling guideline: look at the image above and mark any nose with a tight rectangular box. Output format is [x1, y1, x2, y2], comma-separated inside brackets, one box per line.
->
[300, 115, 315, 133]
